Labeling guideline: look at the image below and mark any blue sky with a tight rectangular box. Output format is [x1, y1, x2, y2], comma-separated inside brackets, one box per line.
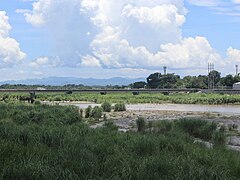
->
[0, 0, 240, 81]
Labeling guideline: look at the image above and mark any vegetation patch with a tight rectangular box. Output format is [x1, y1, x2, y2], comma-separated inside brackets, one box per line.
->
[101, 101, 112, 112]
[0, 103, 240, 179]
[114, 102, 126, 112]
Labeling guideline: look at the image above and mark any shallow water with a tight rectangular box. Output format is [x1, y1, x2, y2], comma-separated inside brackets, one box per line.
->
[70, 103, 240, 115]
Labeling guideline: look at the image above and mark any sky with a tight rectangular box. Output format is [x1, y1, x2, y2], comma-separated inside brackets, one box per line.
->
[1, 0, 240, 81]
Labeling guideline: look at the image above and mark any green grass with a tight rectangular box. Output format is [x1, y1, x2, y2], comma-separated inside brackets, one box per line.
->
[0, 103, 240, 179]
[2, 92, 240, 105]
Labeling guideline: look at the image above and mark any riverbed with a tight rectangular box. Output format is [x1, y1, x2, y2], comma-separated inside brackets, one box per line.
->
[69, 103, 240, 115]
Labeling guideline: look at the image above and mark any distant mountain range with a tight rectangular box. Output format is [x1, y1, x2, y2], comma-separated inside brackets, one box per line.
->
[0, 77, 145, 86]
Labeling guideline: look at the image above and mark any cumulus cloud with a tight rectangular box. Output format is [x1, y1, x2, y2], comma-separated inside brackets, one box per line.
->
[226, 47, 240, 63]
[0, 11, 26, 68]
[22, 0, 235, 71]
[29, 56, 49, 67]
[122, 4, 185, 27]
[90, 34, 221, 69]
[29, 56, 62, 67]
[79, 55, 101, 67]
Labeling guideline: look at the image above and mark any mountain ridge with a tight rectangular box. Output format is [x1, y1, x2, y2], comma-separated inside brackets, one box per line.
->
[0, 77, 145, 86]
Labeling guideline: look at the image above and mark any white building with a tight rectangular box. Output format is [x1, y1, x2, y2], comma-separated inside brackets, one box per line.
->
[36, 87, 46, 90]
[233, 82, 240, 89]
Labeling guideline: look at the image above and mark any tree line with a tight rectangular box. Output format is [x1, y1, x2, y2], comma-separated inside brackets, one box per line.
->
[131, 71, 240, 89]
[1, 71, 240, 90]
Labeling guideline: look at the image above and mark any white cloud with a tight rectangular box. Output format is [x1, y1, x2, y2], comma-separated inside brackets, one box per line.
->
[33, 71, 44, 76]
[29, 56, 62, 67]
[187, 0, 240, 18]
[79, 55, 101, 67]
[17, 70, 26, 75]
[22, 0, 238, 72]
[0, 11, 26, 68]
[122, 4, 185, 27]
[15, 9, 31, 14]
[232, 0, 240, 4]
[226, 47, 240, 63]
[0, 11, 11, 38]
[90, 34, 221, 69]
[187, 0, 220, 7]
[29, 56, 49, 67]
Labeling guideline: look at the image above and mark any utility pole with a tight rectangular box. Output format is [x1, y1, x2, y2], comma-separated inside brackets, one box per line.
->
[236, 65, 239, 76]
[208, 63, 215, 89]
[163, 66, 167, 75]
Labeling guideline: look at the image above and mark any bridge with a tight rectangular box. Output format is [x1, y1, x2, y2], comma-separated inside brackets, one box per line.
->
[0, 89, 240, 94]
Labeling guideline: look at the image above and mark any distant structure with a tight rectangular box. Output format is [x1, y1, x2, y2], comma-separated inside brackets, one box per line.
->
[236, 65, 239, 76]
[233, 82, 240, 90]
[163, 66, 167, 75]
[208, 63, 215, 89]
[37, 87, 46, 91]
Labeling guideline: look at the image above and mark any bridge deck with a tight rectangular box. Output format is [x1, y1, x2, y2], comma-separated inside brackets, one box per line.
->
[0, 89, 240, 94]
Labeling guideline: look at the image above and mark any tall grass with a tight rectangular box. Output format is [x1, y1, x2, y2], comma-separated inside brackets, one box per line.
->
[0, 103, 240, 179]
[176, 118, 217, 141]
[3, 92, 240, 105]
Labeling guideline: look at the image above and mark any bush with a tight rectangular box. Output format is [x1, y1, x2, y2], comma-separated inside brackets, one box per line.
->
[65, 91, 73, 95]
[176, 118, 217, 141]
[153, 120, 173, 133]
[213, 131, 226, 147]
[80, 109, 83, 118]
[53, 96, 61, 101]
[34, 100, 41, 105]
[91, 106, 103, 119]
[136, 117, 146, 132]
[104, 121, 118, 131]
[114, 103, 126, 112]
[85, 106, 92, 118]
[101, 102, 112, 112]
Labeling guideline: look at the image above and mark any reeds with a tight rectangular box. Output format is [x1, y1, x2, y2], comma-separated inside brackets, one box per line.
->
[0, 103, 240, 179]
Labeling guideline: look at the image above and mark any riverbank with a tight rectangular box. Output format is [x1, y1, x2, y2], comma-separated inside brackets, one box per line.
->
[3, 92, 240, 105]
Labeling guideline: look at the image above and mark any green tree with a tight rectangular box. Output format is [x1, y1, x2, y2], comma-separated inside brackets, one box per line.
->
[131, 81, 147, 89]
[101, 102, 112, 112]
[147, 73, 161, 89]
[208, 70, 221, 87]
[233, 75, 240, 84]
[183, 76, 208, 89]
[220, 75, 234, 88]
[147, 73, 180, 89]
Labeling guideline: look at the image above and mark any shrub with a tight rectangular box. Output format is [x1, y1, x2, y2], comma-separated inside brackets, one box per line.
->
[53, 96, 61, 101]
[91, 106, 103, 119]
[153, 120, 173, 133]
[65, 91, 73, 95]
[148, 121, 153, 132]
[104, 121, 118, 131]
[85, 106, 92, 118]
[80, 109, 83, 118]
[34, 100, 41, 105]
[136, 117, 146, 132]
[213, 131, 226, 147]
[114, 103, 126, 112]
[101, 102, 112, 112]
[176, 118, 217, 141]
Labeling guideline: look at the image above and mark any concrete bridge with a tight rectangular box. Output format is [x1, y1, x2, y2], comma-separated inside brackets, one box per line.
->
[0, 88, 240, 94]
